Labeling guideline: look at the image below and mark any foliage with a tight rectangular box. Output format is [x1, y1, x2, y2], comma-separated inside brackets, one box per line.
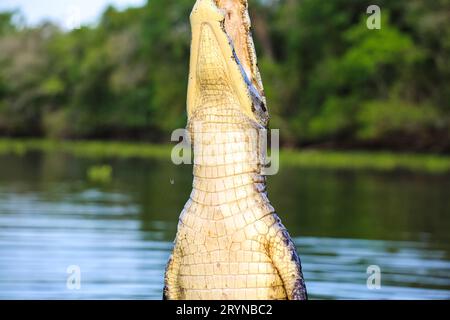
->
[87, 164, 113, 183]
[0, 0, 448, 152]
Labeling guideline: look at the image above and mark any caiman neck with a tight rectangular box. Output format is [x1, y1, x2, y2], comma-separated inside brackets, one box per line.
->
[187, 111, 268, 211]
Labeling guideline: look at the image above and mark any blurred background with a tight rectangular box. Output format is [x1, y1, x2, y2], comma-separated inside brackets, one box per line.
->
[0, 0, 449, 299]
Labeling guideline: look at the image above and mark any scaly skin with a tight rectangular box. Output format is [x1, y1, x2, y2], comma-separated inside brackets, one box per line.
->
[163, 0, 307, 300]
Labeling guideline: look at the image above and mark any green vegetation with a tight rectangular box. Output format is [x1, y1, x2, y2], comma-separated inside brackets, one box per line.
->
[87, 164, 113, 183]
[0, 138, 171, 159]
[0, 139, 449, 174]
[0, 0, 449, 152]
[280, 150, 450, 174]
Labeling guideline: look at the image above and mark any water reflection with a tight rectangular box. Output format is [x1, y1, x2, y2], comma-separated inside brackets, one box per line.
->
[0, 152, 449, 299]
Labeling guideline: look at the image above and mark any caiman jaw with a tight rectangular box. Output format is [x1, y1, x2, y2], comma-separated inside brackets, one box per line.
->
[215, 0, 253, 83]
[187, 0, 268, 125]
[214, 0, 265, 99]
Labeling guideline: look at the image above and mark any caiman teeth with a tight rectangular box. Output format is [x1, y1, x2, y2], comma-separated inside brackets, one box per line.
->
[214, 0, 267, 122]
[215, 0, 253, 82]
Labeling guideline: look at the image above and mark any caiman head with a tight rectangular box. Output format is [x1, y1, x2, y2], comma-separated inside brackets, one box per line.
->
[187, 0, 269, 127]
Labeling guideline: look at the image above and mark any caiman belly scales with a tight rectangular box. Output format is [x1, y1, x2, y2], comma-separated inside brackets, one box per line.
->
[163, 0, 307, 300]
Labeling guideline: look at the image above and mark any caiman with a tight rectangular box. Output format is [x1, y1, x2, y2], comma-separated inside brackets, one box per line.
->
[163, 0, 307, 300]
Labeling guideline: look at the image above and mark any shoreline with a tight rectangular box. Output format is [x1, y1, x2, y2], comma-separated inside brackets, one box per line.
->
[0, 138, 449, 174]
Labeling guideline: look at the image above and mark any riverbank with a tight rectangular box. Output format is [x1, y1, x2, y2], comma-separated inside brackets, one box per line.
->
[0, 138, 449, 174]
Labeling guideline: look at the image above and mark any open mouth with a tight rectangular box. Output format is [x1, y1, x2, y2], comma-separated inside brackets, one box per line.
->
[213, 0, 257, 91]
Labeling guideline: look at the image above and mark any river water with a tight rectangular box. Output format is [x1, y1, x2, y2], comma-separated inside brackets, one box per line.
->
[0, 152, 449, 299]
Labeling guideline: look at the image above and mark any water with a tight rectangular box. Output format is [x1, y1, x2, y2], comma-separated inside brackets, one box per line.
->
[0, 151, 449, 299]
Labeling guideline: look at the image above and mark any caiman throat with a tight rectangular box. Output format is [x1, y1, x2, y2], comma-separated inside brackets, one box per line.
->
[163, 0, 307, 300]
